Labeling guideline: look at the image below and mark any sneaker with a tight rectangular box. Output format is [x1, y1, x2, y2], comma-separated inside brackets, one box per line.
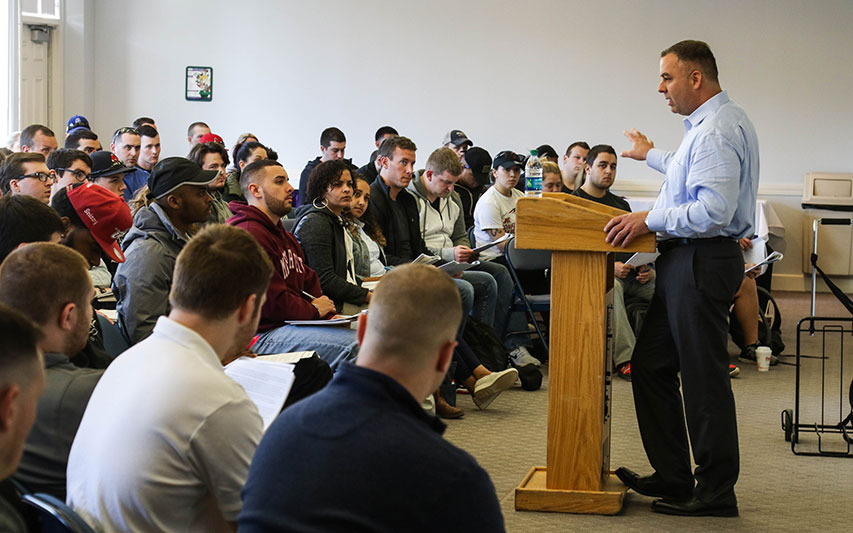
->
[729, 364, 740, 378]
[616, 363, 632, 381]
[738, 344, 779, 366]
[473, 368, 518, 410]
[509, 346, 541, 367]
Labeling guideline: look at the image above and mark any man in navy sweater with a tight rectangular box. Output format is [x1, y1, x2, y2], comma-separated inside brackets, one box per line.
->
[239, 264, 505, 532]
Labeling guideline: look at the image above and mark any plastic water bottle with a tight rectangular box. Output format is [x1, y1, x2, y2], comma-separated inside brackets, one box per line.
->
[525, 149, 542, 197]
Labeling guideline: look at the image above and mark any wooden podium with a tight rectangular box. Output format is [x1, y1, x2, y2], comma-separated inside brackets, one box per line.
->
[513, 193, 655, 515]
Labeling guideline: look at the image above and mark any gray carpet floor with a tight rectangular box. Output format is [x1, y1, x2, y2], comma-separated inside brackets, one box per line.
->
[444, 291, 853, 531]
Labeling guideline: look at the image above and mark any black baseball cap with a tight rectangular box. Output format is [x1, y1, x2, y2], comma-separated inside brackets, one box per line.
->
[463, 147, 492, 186]
[492, 150, 525, 170]
[89, 151, 133, 179]
[442, 129, 473, 148]
[148, 157, 218, 199]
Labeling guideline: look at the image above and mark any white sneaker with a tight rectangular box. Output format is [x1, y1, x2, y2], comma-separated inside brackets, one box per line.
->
[473, 368, 518, 410]
[510, 346, 541, 367]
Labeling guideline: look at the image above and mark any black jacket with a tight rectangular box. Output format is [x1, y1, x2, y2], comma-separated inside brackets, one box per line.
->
[454, 182, 485, 231]
[294, 205, 369, 311]
[368, 176, 431, 265]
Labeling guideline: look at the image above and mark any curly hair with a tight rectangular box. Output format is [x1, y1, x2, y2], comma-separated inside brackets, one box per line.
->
[306, 160, 350, 205]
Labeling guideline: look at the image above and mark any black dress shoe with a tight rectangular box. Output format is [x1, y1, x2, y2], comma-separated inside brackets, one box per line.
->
[652, 495, 739, 517]
[614, 467, 693, 499]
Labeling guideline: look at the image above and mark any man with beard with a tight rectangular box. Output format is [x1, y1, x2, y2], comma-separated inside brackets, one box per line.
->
[67, 226, 274, 532]
[188, 141, 233, 224]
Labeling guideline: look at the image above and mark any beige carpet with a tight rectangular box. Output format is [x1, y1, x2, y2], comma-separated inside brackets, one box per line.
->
[444, 291, 853, 532]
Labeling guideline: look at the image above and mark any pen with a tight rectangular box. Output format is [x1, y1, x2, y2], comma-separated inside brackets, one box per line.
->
[301, 291, 317, 300]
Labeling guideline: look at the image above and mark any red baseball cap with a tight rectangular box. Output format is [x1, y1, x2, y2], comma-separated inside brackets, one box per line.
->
[199, 133, 225, 145]
[67, 183, 133, 263]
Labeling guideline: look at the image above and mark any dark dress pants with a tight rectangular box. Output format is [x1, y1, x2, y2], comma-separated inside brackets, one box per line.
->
[631, 239, 743, 502]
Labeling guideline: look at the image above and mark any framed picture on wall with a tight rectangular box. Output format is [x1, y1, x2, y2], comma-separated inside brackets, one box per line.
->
[185, 66, 213, 101]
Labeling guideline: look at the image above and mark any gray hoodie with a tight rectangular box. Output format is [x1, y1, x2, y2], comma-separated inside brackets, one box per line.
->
[407, 171, 469, 262]
[113, 203, 190, 344]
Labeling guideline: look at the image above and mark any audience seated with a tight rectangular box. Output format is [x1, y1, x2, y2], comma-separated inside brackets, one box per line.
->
[0, 244, 100, 501]
[456, 146, 491, 230]
[442, 129, 473, 159]
[228, 160, 360, 369]
[67, 225, 330, 532]
[65, 115, 91, 136]
[297, 127, 352, 206]
[0, 195, 64, 262]
[472, 150, 525, 262]
[19, 124, 58, 157]
[0, 305, 45, 533]
[573, 145, 654, 380]
[541, 161, 563, 193]
[350, 173, 388, 277]
[136, 125, 161, 172]
[358, 125, 398, 183]
[186, 121, 211, 147]
[733, 238, 778, 367]
[113, 157, 217, 343]
[131, 116, 156, 130]
[239, 264, 506, 532]
[0, 153, 53, 203]
[187, 141, 233, 224]
[560, 140, 590, 193]
[229, 132, 258, 173]
[64, 129, 101, 154]
[110, 127, 147, 201]
[223, 141, 268, 203]
[87, 150, 131, 198]
[46, 149, 92, 203]
[294, 160, 371, 313]
[536, 144, 559, 163]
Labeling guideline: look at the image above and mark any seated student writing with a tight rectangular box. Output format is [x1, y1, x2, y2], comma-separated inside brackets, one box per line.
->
[294, 160, 370, 314]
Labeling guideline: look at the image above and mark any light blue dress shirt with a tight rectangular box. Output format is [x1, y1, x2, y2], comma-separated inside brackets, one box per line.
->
[645, 90, 759, 240]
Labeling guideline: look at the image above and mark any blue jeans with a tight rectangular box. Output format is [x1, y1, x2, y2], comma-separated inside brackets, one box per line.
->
[460, 270, 498, 326]
[253, 325, 359, 370]
[452, 277, 474, 338]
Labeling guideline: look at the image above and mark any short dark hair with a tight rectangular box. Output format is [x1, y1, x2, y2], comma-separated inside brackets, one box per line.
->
[565, 141, 590, 156]
[132, 117, 155, 129]
[320, 127, 346, 148]
[111, 127, 140, 145]
[0, 303, 44, 389]
[0, 152, 46, 194]
[585, 144, 617, 166]
[170, 225, 273, 320]
[536, 144, 559, 160]
[46, 149, 92, 172]
[187, 121, 209, 138]
[137, 125, 159, 140]
[187, 141, 230, 168]
[377, 136, 417, 159]
[0, 195, 64, 263]
[65, 129, 99, 150]
[374, 126, 398, 142]
[236, 141, 267, 166]
[0, 243, 91, 328]
[20, 124, 56, 149]
[239, 159, 282, 197]
[661, 39, 719, 83]
[50, 185, 86, 229]
[306, 160, 350, 204]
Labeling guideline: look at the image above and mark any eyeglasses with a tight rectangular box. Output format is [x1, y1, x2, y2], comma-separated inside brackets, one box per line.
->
[56, 168, 91, 182]
[17, 172, 55, 183]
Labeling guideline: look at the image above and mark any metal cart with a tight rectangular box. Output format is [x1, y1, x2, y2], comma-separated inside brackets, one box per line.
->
[781, 217, 853, 456]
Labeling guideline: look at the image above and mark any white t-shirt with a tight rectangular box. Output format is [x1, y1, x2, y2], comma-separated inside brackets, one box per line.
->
[66, 316, 263, 533]
[473, 186, 523, 261]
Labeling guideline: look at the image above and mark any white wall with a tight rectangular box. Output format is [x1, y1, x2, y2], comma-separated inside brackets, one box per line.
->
[63, 0, 853, 289]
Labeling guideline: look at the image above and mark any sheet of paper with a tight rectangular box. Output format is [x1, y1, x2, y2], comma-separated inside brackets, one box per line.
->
[361, 280, 380, 291]
[745, 251, 783, 274]
[626, 252, 660, 267]
[437, 260, 480, 275]
[224, 357, 295, 431]
[257, 351, 316, 364]
[471, 233, 510, 253]
[284, 315, 358, 326]
[742, 236, 768, 274]
[412, 253, 441, 265]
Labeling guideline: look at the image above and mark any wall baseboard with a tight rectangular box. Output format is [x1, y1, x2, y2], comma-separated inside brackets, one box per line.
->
[613, 180, 803, 198]
[772, 273, 853, 293]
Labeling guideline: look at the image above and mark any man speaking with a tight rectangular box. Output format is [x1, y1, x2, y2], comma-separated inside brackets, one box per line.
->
[604, 40, 759, 517]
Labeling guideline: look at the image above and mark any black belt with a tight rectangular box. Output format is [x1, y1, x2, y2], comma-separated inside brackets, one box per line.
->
[657, 236, 737, 254]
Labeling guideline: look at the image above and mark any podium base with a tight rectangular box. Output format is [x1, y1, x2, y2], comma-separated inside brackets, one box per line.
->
[515, 467, 627, 515]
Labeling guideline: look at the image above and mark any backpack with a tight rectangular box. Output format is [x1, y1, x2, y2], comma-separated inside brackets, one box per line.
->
[462, 317, 542, 391]
[729, 286, 785, 356]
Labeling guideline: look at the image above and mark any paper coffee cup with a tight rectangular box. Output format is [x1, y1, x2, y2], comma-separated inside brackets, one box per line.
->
[756, 346, 772, 372]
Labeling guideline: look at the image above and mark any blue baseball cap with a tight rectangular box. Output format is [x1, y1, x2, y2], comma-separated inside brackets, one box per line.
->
[66, 115, 91, 134]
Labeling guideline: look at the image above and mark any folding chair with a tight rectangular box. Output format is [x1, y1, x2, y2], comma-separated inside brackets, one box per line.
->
[21, 493, 95, 533]
[503, 236, 551, 358]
